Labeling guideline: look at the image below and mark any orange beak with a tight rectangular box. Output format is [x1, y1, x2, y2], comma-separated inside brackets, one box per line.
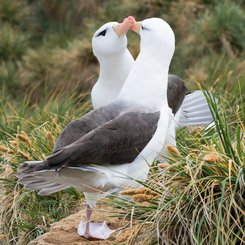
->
[113, 16, 136, 36]
[130, 21, 141, 34]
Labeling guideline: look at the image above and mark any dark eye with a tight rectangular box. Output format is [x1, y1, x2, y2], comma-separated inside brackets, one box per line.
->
[96, 29, 107, 37]
[142, 25, 150, 31]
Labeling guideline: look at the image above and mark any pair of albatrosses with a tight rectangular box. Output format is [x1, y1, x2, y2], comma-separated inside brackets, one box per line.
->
[17, 17, 213, 240]
[91, 17, 213, 157]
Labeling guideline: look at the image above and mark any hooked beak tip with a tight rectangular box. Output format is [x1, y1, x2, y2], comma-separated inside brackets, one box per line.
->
[113, 16, 137, 36]
[130, 22, 141, 34]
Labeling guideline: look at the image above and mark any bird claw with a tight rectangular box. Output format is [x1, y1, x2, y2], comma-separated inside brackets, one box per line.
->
[77, 220, 115, 240]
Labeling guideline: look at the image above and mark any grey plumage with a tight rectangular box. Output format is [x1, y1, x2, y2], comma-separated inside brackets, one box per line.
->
[53, 103, 126, 151]
[167, 75, 187, 114]
[18, 108, 160, 173]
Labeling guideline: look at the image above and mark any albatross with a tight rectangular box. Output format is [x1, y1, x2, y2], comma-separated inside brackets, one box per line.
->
[91, 17, 214, 155]
[17, 17, 175, 240]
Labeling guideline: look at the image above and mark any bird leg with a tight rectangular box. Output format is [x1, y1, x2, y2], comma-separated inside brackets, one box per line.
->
[84, 205, 93, 239]
[77, 205, 115, 240]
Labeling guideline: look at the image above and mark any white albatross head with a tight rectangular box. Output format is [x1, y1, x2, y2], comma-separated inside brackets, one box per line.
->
[92, 16, 135, 58]
[131, 17, 175, 65]
[91, 17, 135, 109]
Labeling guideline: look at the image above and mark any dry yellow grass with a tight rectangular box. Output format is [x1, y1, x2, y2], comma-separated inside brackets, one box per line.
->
[203, 152, 222, 163]
[0, 145, 9, 153]
[120, 187, 158, 196]
[166, 145, 181, 157]
[9, 140, 18, 147]
[17, 133, 31, 145]
[158, 163, 170, 168]
[133, 194, 157, 203]
[18, 149, 32, 160]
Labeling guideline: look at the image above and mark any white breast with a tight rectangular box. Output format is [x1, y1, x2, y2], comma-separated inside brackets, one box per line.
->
[91, 82, 119, 109]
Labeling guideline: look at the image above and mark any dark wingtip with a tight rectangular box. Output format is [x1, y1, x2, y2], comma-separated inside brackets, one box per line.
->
[17, 162, 30, 173]
[17, 160, 47, 176]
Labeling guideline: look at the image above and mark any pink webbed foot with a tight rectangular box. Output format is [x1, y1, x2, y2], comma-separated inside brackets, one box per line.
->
[77, 220, 115, 240]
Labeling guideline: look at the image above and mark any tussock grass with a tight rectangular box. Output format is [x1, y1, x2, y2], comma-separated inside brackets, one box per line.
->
[0, 24, 29, 61]
[194, 1, 245, 56]
[0, 0, 31, 27]
[0, 61, 16, 91]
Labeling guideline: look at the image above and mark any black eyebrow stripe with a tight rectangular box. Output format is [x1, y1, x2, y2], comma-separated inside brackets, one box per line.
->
[96, 29, 107, 37]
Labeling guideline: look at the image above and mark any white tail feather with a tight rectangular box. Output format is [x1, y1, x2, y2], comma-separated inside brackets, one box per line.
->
[181, 91, 204, 103]
[175, 90, 215, 127]
[181, 108, 211, 118]
[178, 115, 213, 126]
[18, 167, 109, 194]
[182, 103, 209, 113]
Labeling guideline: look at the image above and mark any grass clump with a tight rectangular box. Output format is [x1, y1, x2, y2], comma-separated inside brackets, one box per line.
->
[0, 24, 29, 61]
[194, 1, 245, 56]
[0, 0, 31, 27]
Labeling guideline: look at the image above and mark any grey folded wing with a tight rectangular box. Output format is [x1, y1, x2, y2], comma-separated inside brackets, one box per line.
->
[18, 110, 160, 174]
[53, 102, 125, 151]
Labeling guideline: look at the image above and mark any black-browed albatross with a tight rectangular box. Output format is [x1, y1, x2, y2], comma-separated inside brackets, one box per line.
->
[17, 17, 175, 239]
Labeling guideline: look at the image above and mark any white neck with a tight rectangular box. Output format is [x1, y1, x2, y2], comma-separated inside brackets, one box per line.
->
[91, 49, 134, 109]
[98, 49, 134, 87]
[117, 49, 171, 111]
